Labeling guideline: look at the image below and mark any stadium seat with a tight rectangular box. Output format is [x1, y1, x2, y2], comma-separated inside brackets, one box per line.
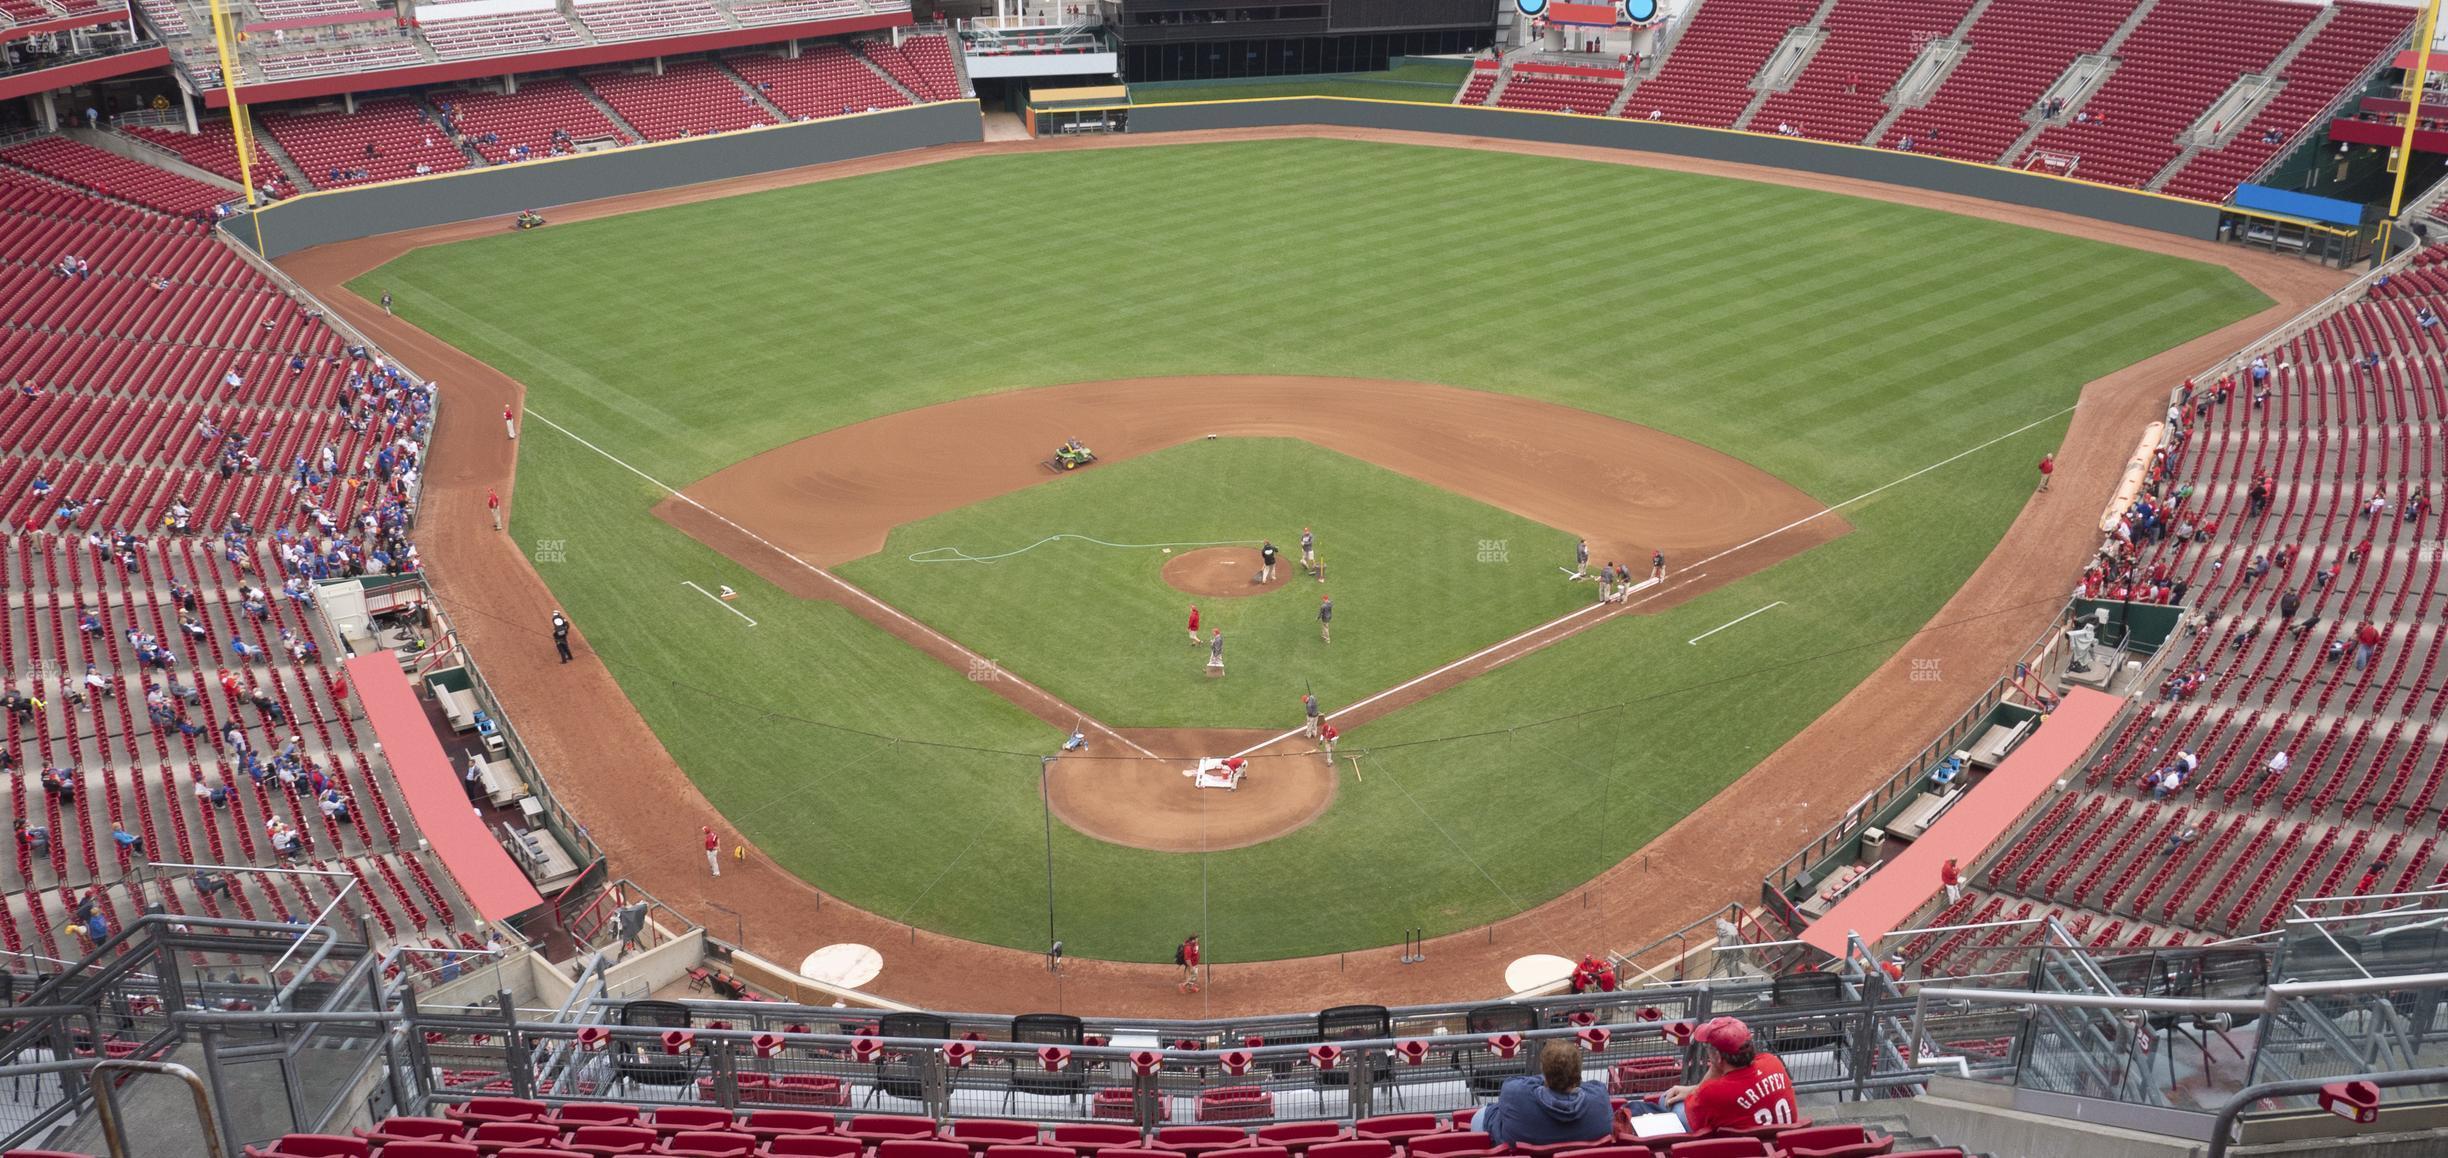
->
[1402, 1132, 1497, 1158]
[446, 1097, 549, 1126]
[745, 1110, 841, 1143]
[241, 1137, 368, 1158]
[552, 1103, 645, 1128]
[1052, 1122, 1145, 1154]
[654, 1107, 744, 1137]
[563, 1124, 660, 1156]
[1770, 1125, 1894, 1158]
[359, 1117, 471, 1144]
[1668, 1141, 1770, 1158]
[660, 1133, 763, 1158]
[952, 1120, 1045, 1152]
[1255, 1122, 1348, 1154]
[1150, 1126, 1254, 1156]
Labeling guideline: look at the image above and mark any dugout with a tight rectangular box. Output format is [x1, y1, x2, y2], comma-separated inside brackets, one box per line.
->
[2218, 183, 2373, 266]
[1027, 84, 1129, 135]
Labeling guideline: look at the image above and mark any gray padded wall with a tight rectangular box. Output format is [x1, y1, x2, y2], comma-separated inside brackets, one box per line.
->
[229, 100, 983, 259]
[1127, 99, 2222, 239]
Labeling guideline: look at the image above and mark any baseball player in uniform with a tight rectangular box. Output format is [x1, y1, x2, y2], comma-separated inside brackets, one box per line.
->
[1208, 628, 1225, 673]
[1187, 604, 1201, 645]
[1573, 539, 1590, 579]
[1597, 562, 1616, 603]
[1303, 693, 1321, 738]
[1260, 540, 1279, 584]
[1319, 594, 1333, 643]
[1651, 550, 1666, 581]
[1300, 527, 1316, 574]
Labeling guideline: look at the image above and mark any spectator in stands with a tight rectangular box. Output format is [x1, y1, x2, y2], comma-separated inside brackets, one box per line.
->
[2278, 589, 2302, 627]
[2163, 826, 2197, 856]
[1632, 1016, 1799, 1134]
[1940, 858, 1962, 904]
[194, 778, 232, 810]
[2355, 622, 2383, 670]
[110, 825, 144, 859]
[15, 819, 48, 857]
[193, 870, 230, 899]
[317, 789, 350, 824]
[1478, 1040, 1612, 1148]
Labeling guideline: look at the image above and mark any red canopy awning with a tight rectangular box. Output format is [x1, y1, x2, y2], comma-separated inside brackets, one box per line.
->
[348, 655, 545, 925]
[1800, 688, 2122, 956]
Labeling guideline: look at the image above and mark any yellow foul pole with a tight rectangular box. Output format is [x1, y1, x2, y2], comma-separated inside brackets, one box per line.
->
[203, 0, 266, 255]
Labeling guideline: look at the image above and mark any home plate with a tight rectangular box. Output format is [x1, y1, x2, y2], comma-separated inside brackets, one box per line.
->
[799, 943, 883, 988]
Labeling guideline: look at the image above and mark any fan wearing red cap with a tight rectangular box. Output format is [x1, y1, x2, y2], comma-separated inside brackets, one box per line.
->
[1635, 1016, 1798, 1133]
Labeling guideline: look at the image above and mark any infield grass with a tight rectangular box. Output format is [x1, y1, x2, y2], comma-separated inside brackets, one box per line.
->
[359, 138, 2268, 961]
[835, 438, 1581, 727]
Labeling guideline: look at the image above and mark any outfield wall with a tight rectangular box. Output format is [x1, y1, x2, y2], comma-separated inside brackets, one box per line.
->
[1125, 99, 2224, 240]
[224, 100, 984, 260]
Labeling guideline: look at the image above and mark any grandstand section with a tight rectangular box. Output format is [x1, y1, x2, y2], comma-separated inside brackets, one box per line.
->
[260, 99, 470, 189]
[584, 60, 779, 139]
[5, 9, 2447, 1151]
[1620, 0, 1820, 128]
[1935, 245, 2448, 956]
[1876, 0, 2131, 164]
[2019, 0, 2316, 189]
[0, 169, 498, 983]
[432, 80, 638, 164]
[1749, 0, 1978, 145]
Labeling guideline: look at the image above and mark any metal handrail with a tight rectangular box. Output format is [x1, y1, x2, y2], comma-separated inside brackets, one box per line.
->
[1910, 970, 2448, 1059]
[2207, 1067, 2448, 1158]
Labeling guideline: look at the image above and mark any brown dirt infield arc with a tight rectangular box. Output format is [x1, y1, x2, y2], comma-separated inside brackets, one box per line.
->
[278, 125, 2345, 1017]
[656, 373, 1837, 852]
[1163, 548, 1279, 598]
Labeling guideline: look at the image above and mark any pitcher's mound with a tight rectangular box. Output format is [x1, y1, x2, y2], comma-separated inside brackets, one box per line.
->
[1164, 547, 1288, 598]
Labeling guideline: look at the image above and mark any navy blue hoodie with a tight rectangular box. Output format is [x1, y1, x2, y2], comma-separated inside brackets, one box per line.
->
[1478, 1074, 1613, 1147]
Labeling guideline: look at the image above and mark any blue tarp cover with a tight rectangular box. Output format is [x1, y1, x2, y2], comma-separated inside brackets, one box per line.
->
[2233, 183, 2364, 227]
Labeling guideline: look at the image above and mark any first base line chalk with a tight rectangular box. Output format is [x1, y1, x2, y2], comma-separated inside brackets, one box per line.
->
[683, 581, 758, 626]
[1688, 601, 1783, 646]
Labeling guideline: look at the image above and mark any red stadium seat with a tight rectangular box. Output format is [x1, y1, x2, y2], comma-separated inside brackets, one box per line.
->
[1771, 1124, 1893, 1158]
[951, 1120, 1044, 1152]
[447, 1097, 549, 1126]
[1255, 1122, 1349, 1154]
[563, 1124, 660, 1156]
[1053, 1122, 1146, 1154]
[241, 1137, 368, 1158]
[662, 1131, 762, 1158]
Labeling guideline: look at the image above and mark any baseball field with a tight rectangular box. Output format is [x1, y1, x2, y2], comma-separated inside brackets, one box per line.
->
[353, 136, 2267, 963]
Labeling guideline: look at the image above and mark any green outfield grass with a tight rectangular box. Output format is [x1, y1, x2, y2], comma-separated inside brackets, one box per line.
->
[358, 138, 2267, 961]
[1129, 61, 1473, 105]
[835, 438, 1580, 727]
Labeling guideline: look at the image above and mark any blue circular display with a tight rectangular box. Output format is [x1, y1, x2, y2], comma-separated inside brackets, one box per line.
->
[1622, 0, 1658, 21]
[1516, 0, 1548, 15]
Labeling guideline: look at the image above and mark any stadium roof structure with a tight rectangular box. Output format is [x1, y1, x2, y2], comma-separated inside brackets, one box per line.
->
[144, 0, 911, 106]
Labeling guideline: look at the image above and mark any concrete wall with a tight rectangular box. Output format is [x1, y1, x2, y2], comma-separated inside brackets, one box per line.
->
[224, 100, 984, 259]
[1128, 99, 2225, 240]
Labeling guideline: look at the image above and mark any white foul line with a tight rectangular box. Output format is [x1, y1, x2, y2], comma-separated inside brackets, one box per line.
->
[522, 408, 1163, 761]
[1223, 403, 2073, 759]
[1225, 577, 1662, 760]
[1688, 601, 1784, 646]
[682, 581, 758, 626]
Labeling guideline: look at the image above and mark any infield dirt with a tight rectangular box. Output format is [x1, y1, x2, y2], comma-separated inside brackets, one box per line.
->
[278, 126, 2344, 1016]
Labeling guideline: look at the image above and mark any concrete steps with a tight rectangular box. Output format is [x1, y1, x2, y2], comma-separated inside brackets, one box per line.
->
[1999, 0, 2162, 164]
[571, 73, 649, 142]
